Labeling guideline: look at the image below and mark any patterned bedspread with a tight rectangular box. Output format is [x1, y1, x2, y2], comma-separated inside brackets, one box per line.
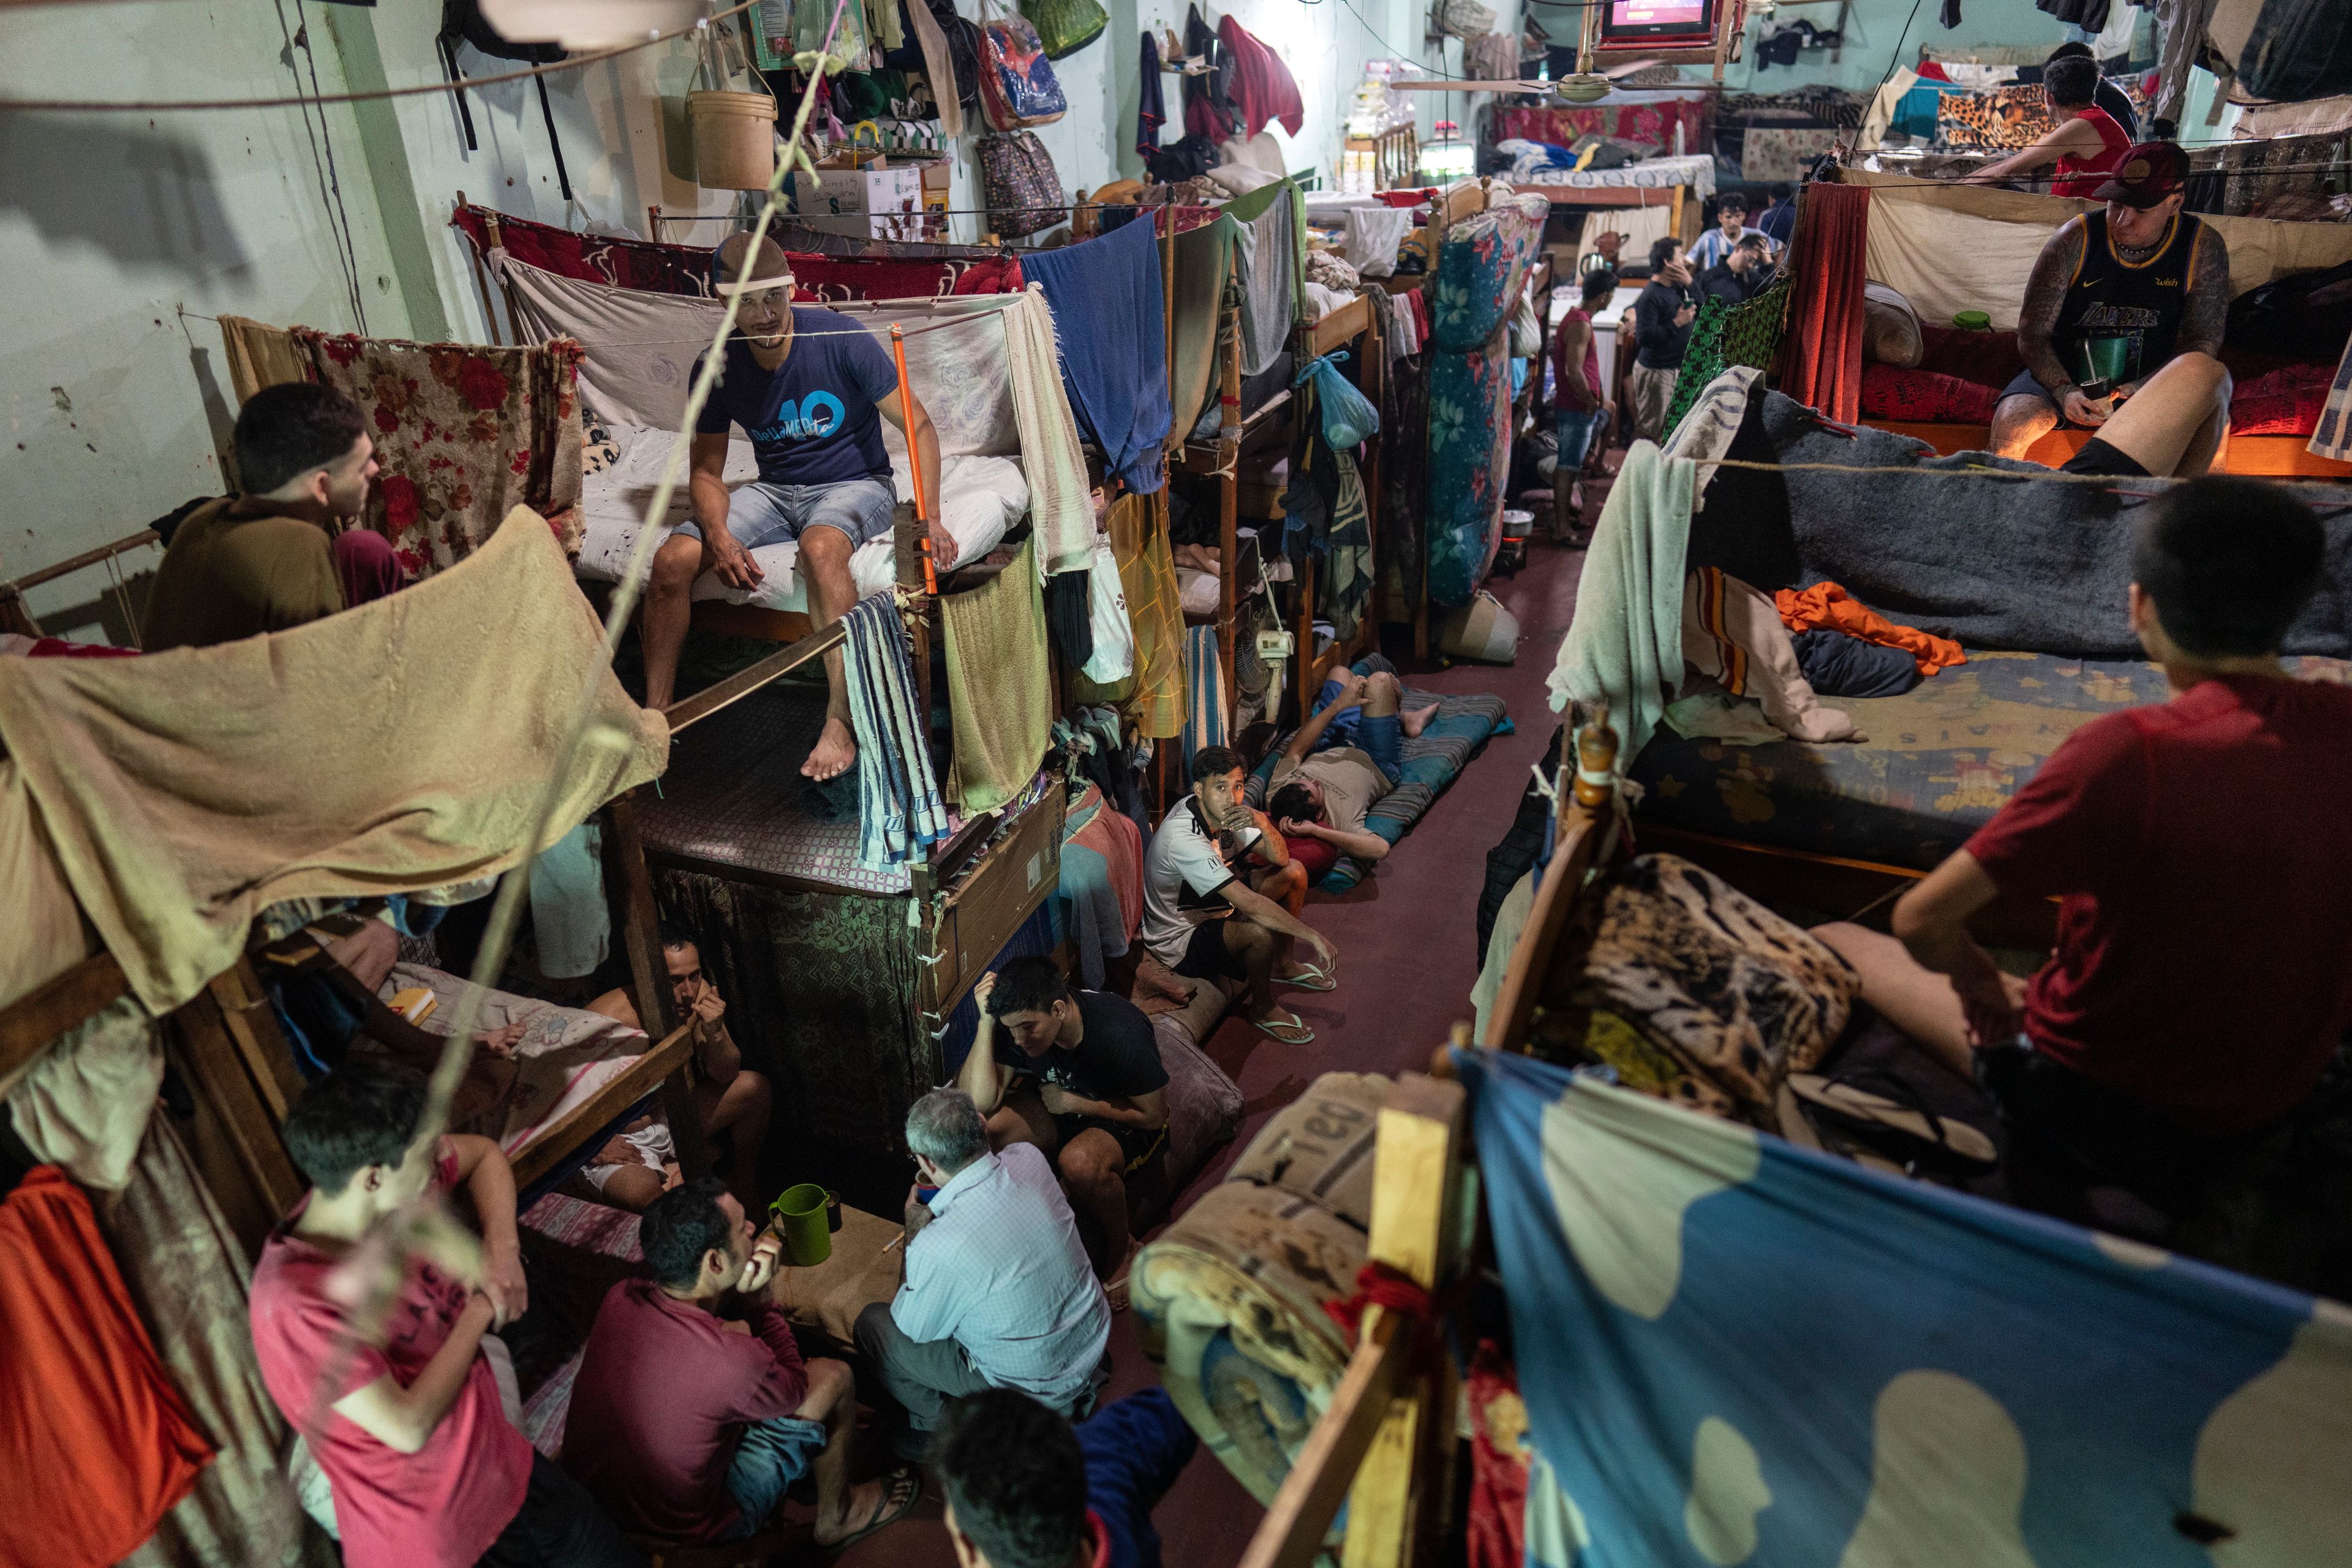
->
[1630, 653, 2352, 871]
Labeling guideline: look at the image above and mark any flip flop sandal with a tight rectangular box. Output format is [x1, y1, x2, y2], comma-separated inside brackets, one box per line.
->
[1787, 1073, 1997, 1167]
[1249, 1011, 1316, 1045]
[1104, 1241, 1140, 1312]
[826, 1466, 924, 1555]
[1277, 965, 1338, 992]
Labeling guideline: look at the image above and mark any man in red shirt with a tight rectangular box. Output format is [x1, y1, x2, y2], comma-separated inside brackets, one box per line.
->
[562, 1180, 921, 1549]
[1816, 477, 2352, 1231]
[1550, 268, 1618, 543]
[249, 1063, 641, 1568]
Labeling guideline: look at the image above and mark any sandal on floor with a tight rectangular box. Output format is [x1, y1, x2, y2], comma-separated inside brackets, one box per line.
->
[824, 1466, 923, 1555]
[1277, 963, 1337, 992]
[1786, 1072, 1997, 1167]
[1104, 1240, 1140, 1312]
[1249, 1009, 1316, 1045]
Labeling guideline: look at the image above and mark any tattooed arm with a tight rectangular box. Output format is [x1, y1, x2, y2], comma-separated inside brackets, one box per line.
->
[2174, 223, 2232, 359]
[2017, 218, 2087, 396]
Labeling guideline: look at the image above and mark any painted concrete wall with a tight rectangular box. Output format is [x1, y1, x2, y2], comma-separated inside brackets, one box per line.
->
[0, 1, 411, 634]
[1721, 0, 2113, 96]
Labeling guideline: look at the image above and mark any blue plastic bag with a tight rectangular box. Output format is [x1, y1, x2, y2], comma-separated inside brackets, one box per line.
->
[1297, 350, 1379, 450]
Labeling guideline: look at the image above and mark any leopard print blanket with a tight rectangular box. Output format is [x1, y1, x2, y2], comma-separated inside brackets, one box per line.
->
[1526, 854, 1858, 1126]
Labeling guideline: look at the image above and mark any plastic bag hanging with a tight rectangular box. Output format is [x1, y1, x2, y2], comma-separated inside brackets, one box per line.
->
[1296, 350, 1379, 451]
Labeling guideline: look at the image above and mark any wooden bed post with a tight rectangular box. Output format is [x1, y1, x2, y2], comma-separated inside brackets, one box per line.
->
[1487, 706, 1623, 1050]
[1295, 552, 1317, 723]
[1236, 1071, 1471, 1568]
[1217, 301, 1243, 729]
[457, 192, 507, 347]
[603, 791, 710, 1180]
[1359, 307, 1384, 667]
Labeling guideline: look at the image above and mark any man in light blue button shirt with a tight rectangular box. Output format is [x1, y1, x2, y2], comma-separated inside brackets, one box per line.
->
[856, 1090, 1111, 1459]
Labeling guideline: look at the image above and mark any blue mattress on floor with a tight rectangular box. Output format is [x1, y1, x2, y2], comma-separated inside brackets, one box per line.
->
[1629, 652, 2352, 872]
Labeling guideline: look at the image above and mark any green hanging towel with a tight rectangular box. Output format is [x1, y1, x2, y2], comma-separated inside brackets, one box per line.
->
[1020, 0, 1107, 59]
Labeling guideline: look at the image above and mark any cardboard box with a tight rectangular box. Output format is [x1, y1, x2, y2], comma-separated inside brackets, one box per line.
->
[790, 161, 926, 241]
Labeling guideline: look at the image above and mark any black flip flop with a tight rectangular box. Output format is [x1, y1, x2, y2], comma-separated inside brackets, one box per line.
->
[1787, 1072, 1997, 1167]
[825, 1466, 923, 1555]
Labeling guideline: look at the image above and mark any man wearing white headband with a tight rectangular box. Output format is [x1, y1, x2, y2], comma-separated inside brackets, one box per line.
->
[641, 234, 946, 783]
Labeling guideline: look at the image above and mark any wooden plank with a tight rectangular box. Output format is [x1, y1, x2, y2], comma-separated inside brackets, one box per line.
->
[1309, 293, 1372, 359]
[171, 986, 306, 1225]
[1218, 313, 1242, 730]
[2, 528, 161, 597]
[664, 620, 847, 735]
[1235, 1315, 1412, 1568]
[603, 793, 707, 1183]
[0, 950, 130, 1084]
[207, 957, 307, 1122]
[1488, 715, 1621, 1050]
[509, 1023, 696, 1193]
[933, 786, 1065, 1013]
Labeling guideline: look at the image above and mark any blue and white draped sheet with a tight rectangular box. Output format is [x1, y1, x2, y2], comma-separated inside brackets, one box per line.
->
[840, 592, 951, 869]
[1457, 1048, 2352, 1568]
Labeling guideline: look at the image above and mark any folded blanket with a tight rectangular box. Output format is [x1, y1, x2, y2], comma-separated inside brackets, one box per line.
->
[1547, 442, 1695, 759]
[942, 538, 1053, 813]
[1021, 216, 1173, 495]
[842, 593, 952, 868]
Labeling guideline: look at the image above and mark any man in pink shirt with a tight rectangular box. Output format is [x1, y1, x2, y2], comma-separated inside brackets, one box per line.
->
[249, 1062, 642, 1568]
[562, 1179, 922, 1548]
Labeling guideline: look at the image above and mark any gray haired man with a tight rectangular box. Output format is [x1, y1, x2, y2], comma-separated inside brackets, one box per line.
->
[854, 1090, 1110, 1459]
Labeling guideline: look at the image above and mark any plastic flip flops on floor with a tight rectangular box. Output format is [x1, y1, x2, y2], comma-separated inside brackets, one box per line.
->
[1278, 963, 1337, 992]
[1250, 1009, 1316, 1045]
[1785, 1072, 1997, 1167]
[824, 1465, 923, 1555]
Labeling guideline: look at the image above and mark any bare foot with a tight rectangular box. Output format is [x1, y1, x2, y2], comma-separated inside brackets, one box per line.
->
[801, 715, 858, 781]
[1401, 703, 1440, 739]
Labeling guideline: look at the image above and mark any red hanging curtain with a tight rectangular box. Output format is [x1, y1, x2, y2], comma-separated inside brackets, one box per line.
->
[1774, 178, 1871, 424]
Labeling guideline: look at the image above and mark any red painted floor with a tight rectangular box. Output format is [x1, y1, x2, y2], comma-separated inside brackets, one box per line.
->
[838, 528, 1591, 1566]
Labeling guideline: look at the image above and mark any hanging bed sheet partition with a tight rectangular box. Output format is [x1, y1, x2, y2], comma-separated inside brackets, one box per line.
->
[1426, 194, 1548, 609]
[496, 262, 1097, 610]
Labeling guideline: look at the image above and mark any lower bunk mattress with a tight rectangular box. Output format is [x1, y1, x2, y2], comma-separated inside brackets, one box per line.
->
[1629, 652, 2352, 872]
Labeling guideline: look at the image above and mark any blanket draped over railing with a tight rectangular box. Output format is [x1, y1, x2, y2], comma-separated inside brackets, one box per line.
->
[216, 316, 586, 576]
[0, 510, 666, 1015]
[497, 265, 1095, 576]
[1460, 1047, 2352, 1567]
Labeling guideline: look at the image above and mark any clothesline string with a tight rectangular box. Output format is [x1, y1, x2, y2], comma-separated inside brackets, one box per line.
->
[0, 0, 763, 113]
[176, 304, 1014, 347]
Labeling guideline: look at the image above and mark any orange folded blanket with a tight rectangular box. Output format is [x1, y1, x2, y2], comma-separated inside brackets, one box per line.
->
[1775, 582, 1965, 676]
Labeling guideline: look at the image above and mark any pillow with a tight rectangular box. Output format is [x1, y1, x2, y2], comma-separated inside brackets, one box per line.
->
[1205, 160, 1280, 197]
[1860, 363, 2002, 425]
[1284, 835, 1340, 880]
[1861, 281, 1923, 368]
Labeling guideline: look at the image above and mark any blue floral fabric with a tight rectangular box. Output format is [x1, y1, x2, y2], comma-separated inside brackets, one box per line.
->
[1631, 654, 2352, 870]
[1425, 197, 1547, 609]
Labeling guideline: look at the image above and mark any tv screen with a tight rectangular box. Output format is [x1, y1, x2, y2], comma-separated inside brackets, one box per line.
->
[1601, 0, 1713, 39]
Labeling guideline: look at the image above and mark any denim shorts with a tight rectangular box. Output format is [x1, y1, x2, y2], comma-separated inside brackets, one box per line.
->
[671, 477, 896, 552]
[1555, 407, 1607, 473]
[1312, 658, 1405, 784]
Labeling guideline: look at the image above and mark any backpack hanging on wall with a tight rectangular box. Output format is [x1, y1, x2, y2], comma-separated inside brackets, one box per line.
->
[438, 0, 575, 202]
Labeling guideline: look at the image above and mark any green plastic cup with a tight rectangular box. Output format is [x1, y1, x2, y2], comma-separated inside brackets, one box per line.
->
[2079, 334, 2133, 386]
[773, 1182, 832, 1266]
[1952, 309, 1992, 331]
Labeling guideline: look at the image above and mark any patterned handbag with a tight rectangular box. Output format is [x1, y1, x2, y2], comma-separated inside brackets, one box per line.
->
[979, 131, 1068, 238]
[975, 0, 1067, 129]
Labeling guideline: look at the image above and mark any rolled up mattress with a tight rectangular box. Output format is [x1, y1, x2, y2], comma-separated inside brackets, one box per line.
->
[1130, 1072, 1390, 1523]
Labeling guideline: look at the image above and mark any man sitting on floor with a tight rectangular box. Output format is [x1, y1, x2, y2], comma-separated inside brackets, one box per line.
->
[933, 1387, 1199, 1568]
[961, 958, 1170, 1297]
[856, 1090, 1111, 1459]
[1989, 141, 2232, 475]
[562, 1179, 919, 1551]
[587, 923, 772, 1208]
[1813, 477, 2352, 1269]
[250, 1062, 641, 1568]
[143, 382, 403, 651]
[1140, 746, 1339, 1045]
[1963, 55, 2130, 198]
[1260, 661, 1437, 876]
[639, 234, 951, 783]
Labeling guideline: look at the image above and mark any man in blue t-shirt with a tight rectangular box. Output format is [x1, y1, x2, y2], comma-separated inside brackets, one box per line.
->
[643, 235, 946, 782]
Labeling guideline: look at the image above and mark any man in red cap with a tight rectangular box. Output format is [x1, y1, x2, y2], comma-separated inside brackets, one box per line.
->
[1989, 141, 2234, 478]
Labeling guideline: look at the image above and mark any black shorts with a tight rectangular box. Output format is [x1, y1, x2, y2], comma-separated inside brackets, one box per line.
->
[2057, 436, 2150, 477]
[1174, 917, 1245, 982]
[1975, 1041, 2253, 1211]
[1055, 1112, 1169, 1172]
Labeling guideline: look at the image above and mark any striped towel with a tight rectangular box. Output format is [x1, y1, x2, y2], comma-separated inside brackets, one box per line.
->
[1181, 623, 1227, 767]
[842, 593, 951, 869]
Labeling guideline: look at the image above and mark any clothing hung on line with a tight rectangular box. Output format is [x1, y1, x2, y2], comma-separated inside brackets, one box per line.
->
[1179, 3, 1235, 143]
[1020, 216, 1173, 494]
[1216, 15, 1303, 139]
[1182, 622, 1228, 766]
[1227, 181, 1301, 380]
[942, 537, 1054, 813]
[0, 1166, 214, 1568]
[840, 592, 952, 869]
